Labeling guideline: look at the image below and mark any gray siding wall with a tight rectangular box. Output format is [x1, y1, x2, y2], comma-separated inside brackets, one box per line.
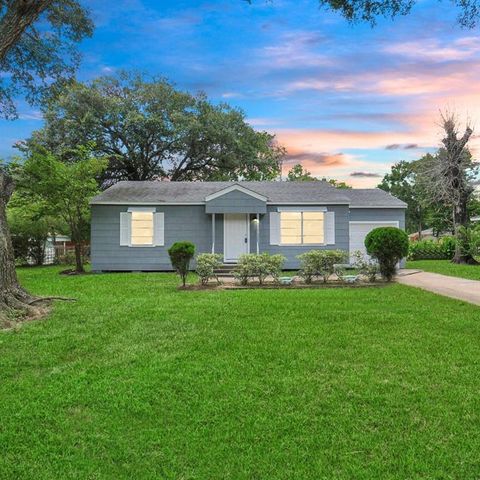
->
[91, 205, 221, 271]
[251, 205, 350, 269]
[349, 207, 407, 266]
[349, 208, 406, 229]
[92, 204, 396, 271]
[206, 190, 266, 214]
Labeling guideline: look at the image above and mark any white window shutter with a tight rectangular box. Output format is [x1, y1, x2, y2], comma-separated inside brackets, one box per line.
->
[325, 211, 335, 245]
[154, 212, 165, 246]
[270, 212, 280, 245]
[120, 212, 131, 246]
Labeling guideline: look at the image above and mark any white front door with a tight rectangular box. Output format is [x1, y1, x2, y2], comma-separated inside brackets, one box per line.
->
[349, 221, 400, 261]
[224, 213, 249, 262]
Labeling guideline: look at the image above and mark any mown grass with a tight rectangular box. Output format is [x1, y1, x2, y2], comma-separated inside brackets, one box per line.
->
[407, 259, 480, 280]
[1, 266, 480, 479]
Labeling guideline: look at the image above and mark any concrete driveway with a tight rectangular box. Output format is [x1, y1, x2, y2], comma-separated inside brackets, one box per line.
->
[397, 270, 480, 306]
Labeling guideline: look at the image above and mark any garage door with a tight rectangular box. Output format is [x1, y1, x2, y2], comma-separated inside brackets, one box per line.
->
[349, 221, 399, 261]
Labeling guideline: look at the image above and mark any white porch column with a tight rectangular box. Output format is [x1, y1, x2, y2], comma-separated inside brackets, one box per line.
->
[211, 213, 216, 253]
[256, 213, 260, 254]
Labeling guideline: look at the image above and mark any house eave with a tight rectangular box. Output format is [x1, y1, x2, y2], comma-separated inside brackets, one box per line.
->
[90, 200, 352, 206]
[349, 205, 407, 209]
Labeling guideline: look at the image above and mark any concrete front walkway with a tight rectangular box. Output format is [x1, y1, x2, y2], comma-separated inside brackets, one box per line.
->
[397, 270, 480, 306]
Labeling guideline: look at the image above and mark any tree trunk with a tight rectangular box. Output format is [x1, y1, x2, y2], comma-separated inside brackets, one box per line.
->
[0, 0, 52, 61]
[0, 170, 39, 326]
[74, 243, 84, 273]
[0, 174, 19, 290]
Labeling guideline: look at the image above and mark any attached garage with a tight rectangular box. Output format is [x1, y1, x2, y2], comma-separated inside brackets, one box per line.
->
[349, 221, 400, 260]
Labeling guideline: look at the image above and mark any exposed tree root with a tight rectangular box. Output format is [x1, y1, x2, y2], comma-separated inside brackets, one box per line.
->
[27, 296, 76, 305]
[451, 256, 479, 265]
[0, 287, 74, 330]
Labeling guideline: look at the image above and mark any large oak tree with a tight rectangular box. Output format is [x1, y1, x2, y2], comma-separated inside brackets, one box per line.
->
[26, 73, 285, 185]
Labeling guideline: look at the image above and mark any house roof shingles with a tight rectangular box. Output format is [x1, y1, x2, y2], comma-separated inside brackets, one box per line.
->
[342, 188, 407, 208]
[90, 181, 406, 208]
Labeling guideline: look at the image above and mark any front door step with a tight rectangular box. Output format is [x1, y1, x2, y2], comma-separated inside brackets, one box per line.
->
[214, 264, 237, 276]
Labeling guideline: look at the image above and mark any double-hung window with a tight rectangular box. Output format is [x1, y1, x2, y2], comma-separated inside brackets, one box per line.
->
[280, 211, 325, 245]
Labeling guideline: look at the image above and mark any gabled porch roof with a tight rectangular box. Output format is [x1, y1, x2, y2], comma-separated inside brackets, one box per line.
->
[205, 184, 267, 214]
[204, 184, 268, 202]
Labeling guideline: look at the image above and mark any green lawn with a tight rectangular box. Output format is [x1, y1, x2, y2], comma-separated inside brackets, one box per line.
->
[1, 267, 480, 479]
[407, 259, 480, 280]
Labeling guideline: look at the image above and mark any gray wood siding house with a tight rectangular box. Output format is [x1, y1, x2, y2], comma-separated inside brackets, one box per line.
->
[90, 181, 406, 271]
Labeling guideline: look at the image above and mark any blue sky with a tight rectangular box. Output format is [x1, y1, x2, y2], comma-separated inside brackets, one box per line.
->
[1, 0, 479, 186]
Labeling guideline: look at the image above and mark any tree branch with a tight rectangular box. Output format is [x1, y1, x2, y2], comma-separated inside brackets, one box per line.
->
[0, 0, 52, 61]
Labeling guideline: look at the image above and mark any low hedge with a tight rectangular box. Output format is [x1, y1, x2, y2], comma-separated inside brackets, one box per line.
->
[233, 253, 286, 285]
[195, 253, 223, 285]
[297, 249, 348, 284]
[408, 237, 456, 260]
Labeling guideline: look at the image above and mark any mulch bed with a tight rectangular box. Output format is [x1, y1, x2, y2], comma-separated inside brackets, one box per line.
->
[59, 269, 93, 276]
[181, 282, 387, 291]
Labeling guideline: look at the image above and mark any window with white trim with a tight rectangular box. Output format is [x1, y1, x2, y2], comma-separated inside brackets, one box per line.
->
[280, 211, 324, 245]
[131, 211, 154, 245]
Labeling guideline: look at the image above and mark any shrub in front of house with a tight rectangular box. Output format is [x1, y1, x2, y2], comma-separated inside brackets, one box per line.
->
[318, 250, 349, 283]
[196, 253, 223, 285]
[296, 251, 319, 284]
[168, 241, 195, 286]
[408, 237, 456, 260]
[297, 250, 348, 284]
[233, 253, 286, 285]
[262, 253, 286, 284]
[233, 255, 256, 285]
[365, 227, 408, 281]
[351, 250, 379, 282]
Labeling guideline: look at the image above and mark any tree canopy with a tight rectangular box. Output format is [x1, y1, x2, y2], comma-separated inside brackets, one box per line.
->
[321, 177, 352, 189]
[286, 164, 317, 181]
[7, 193, 62, 265]
[318, 0, 480, 27]
[0, 0, 93, 118]
[246, 0, 480, 28]
[378, 159, 428, 234]
[12, 146, 107, 272]
[286, 163, 351, 188]
[26, 73, 285, 185]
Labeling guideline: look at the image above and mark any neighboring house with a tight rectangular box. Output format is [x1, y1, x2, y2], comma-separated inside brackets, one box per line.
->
[408, 228, 440, 241]
[43, 235, 72, 265]
[90, 181, 406, 271]
[409, 215, 480, 241]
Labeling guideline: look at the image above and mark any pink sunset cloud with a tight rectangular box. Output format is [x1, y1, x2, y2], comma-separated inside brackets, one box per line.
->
[383, 37, 480, 62]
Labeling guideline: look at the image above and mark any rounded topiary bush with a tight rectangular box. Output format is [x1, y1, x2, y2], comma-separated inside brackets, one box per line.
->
[168, 241, 195, 286]
[365, 227, 408, 281]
